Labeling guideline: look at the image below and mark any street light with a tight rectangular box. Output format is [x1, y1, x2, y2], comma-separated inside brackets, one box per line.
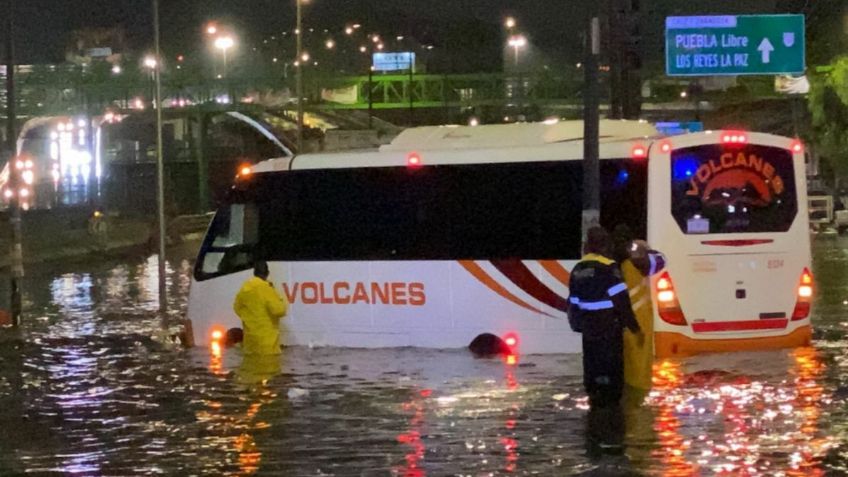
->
[325, 39, 335, 49]
[505, 16, 516, 29]
[214, 35, 235, 75]
[508, 34, 527, 68]
[206, 23, 218, 35]
[143, 56, 158, 69]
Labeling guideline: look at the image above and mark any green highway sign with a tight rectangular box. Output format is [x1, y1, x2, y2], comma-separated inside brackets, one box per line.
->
[666, 15, 805, 76]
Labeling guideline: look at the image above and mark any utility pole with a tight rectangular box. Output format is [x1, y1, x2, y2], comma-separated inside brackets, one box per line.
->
[408, 58, 414, 126]
[153, 0, 167, 313]
[5, 0, 22, 326]
[582, 15, 601, 242]
[295, 0, 304, 153]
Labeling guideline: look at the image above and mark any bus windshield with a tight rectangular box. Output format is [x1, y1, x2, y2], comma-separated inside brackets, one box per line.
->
[670, 144, 798, 234]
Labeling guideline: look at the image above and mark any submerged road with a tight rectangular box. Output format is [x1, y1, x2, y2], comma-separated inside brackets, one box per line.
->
[0, 239, 847, 475]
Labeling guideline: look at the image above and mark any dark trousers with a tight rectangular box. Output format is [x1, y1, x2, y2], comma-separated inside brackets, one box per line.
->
[582, 334, 624, 408]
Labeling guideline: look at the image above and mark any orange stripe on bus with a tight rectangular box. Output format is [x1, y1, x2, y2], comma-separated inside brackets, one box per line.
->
[458, 260, 552, 317]
[539, 260, 570, 287]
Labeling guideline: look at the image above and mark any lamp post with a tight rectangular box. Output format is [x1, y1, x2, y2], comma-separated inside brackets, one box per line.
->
[5, 0, 22, 326]
[581, 16, 601, 242]
[152, 0, 167, 313]
[295, 0, 305, 153]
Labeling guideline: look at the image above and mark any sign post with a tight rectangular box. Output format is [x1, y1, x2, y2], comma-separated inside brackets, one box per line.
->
[666, 15, 804, 76]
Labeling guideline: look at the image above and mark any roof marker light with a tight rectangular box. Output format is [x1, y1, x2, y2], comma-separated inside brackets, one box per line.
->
[791, 140, 804, 154]
[631, 144, 647, 159]
[722, 131, 748, 146]
[660, 141, 672, 153]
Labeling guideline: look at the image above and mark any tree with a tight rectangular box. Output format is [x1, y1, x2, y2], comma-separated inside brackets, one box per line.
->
[809, 57, 848, 184]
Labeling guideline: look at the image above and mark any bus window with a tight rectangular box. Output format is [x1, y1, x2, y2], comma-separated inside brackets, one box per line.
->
[197, 203, 258, 279]
[600, 159, 648, 240]
[670, 144, 798, 234]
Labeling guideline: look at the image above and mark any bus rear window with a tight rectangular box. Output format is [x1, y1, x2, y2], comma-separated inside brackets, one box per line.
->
[671, 144, 798, 234]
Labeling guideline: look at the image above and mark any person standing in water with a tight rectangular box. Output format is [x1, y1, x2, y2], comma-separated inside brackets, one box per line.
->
[233, 260, 288, 356]
[612, 225, 666, 399]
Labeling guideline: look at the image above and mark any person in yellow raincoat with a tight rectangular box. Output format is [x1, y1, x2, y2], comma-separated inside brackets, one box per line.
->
[613, 226, 666, 399]
[233, 260, 288, 357]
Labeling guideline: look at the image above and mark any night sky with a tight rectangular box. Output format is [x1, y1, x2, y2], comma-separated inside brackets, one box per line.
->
[7, 0, 808, 64]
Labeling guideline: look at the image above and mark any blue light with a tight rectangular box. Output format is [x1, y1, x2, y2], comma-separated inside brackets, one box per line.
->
[616, 169, 629, 184]
[673, 156, 701, 181]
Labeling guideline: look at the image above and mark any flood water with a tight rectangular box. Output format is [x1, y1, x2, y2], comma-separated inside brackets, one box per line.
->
[1, 239, 848, 476]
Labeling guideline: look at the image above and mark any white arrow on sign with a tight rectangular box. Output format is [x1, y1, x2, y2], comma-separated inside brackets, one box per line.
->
[758, 38, 774, 64]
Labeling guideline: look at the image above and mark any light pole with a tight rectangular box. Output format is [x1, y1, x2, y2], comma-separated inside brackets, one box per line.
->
[5, 0, 22, 326]
[581, 15, 601, 242]
[152, 0, 167, 314]
[295, 0, 305, 153]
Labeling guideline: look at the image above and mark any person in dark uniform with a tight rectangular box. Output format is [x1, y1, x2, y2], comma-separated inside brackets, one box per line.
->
[568, 226, 641, 408]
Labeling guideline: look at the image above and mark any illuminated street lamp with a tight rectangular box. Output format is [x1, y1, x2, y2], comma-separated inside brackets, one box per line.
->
[505, 16, 516, 29]
[325, 39, 335, 49]
[143, 56, 158, 69]
[508, 34, 527, 68]
[214, 35, 235, 75]
[111, 64, 122, 75]
[206, 24, 218, 35]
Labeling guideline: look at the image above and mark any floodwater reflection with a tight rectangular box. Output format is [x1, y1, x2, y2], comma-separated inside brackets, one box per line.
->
[0, 239, 847, 475]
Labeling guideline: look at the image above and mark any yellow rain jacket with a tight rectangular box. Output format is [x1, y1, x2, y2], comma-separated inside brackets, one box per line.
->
[622, 259, 654, 391]
[233, 276, 288, 356]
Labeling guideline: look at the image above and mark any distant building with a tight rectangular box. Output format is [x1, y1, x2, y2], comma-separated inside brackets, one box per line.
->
[66, 28, 127, 66]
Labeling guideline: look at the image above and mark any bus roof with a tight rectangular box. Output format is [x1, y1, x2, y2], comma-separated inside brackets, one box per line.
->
[251, 120, 660, 173]
[382, 119, 659, 151]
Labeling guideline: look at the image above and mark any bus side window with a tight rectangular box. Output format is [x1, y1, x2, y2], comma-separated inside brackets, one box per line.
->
[198, 203, 258, 279]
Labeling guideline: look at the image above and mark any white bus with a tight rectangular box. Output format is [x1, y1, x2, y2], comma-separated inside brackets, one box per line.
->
[187, 120, 813, 357]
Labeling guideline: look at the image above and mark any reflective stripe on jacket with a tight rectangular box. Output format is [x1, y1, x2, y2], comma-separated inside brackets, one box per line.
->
[567, 254, 639, 338]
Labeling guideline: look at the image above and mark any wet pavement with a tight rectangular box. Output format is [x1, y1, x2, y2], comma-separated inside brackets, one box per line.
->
[0, 239, 847, 476]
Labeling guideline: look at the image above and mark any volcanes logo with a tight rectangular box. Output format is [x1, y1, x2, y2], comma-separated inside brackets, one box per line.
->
[686, 151, 785, 207]
[282, 282, 426, 306]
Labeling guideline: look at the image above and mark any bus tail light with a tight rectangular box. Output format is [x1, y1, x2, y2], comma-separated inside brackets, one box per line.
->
[792, 268, 813, 320]
[503, 332, 519, 351]
[656, 271, 687, 326]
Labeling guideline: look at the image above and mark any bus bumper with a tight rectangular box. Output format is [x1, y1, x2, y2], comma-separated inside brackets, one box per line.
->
[655, 325, 813, 359]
